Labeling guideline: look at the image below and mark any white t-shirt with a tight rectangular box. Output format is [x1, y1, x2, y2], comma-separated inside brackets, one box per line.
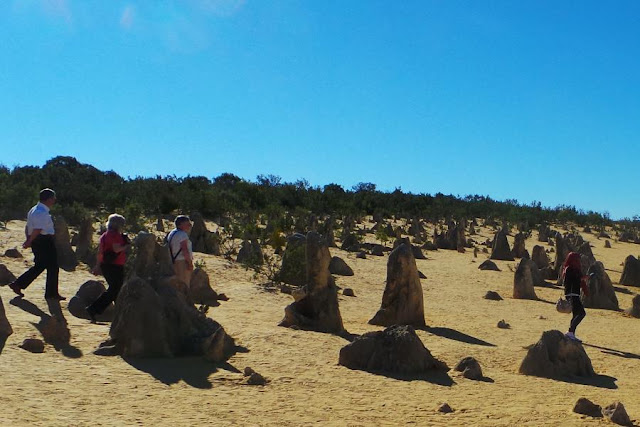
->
[26, 202, 55, 235]
[167, 229, 192, 262]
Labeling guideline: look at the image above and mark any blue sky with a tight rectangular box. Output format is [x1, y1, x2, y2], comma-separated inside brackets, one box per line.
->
[1, 1, 638, 218]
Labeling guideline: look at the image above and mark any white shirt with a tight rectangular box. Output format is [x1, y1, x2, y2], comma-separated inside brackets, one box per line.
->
[167, 229, 192, 262]
[26, 202, 55, 235]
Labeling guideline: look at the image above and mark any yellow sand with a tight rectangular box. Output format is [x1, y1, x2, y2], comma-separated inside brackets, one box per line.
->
[0, 219, 638, 426]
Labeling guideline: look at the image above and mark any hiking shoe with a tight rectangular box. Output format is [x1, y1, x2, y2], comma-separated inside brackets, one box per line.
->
[565, 332, 582, 343]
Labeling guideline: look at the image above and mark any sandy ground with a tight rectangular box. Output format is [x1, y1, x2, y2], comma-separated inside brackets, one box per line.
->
[1, 219, 639, 426]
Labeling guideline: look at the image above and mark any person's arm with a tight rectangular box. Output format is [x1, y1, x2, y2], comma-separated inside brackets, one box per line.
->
[23, 228, 42, 248]
[180, 240, 193, 269]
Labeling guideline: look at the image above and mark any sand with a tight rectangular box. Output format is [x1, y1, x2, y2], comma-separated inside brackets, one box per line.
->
[0, 219, 639, 426]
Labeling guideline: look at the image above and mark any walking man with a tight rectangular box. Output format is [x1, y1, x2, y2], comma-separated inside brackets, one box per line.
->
[9, 188, 65, 300]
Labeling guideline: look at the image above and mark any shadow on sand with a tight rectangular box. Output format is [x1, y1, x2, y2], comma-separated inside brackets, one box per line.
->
[552, 373, 618, 390]
[0, 335, 7, 355]
[10, 297, 83, 358]
[342, 366, 455, 387]
[124, 357, 241, 389]
[423, 326, 495, 347]
[583, 343, 640, 360]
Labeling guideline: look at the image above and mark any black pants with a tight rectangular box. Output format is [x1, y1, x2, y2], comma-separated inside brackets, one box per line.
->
[569, 295, 586, 333]
[88, 264, 124, 314]
[14, 235, 59, 297]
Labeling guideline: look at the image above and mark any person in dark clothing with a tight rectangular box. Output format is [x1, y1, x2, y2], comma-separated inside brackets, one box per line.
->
[9, 188, 65, 300]
[562, 252, 589, 342]
[86, 214, 130, 322]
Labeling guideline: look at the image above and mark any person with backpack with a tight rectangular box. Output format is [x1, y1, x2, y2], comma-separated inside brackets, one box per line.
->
[561, 252, 589, 342]
[167, 215, 194, 287]
[86, 214, 130, 322]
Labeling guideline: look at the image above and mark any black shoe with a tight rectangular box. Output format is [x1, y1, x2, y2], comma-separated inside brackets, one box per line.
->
[9, 282, 24, 298]
[45, 294, 66, 301]
[86, 306, 97, 323]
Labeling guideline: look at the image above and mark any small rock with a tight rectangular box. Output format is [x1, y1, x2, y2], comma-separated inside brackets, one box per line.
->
[243, 366, 256, 376]
[478, 260, 500, 271]
[497, 320, 510, 329]
[454, 356, 483, 380]
[356, 251, 367, 259]
[343, 288, 355, 297]
[438, 403, 454, 413]
[280, 284, 293, 295]
[572, 397, 602, 418]
[4, 248, 22, 258]
[19, 338, 45, 353]
[538, 315, 547, 320]
[602, 401, 631, 426]
[245, 372, 267, 386]
[604, 240, 611, 248]
[484, 291, 503, 301]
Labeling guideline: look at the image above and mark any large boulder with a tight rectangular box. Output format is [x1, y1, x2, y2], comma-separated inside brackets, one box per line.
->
[620, 255, 640, 287]
[512, 233, 527, 258]
[572, 398, 602, 418]
[329, 257, 354, 276]
[582, 262, 618, 310]
[531, 245, 549, 269]
[236, 239, 264, 266]
[454, 356, 484, 380]
[0, 294, 13, 337]
[0, 264, 16, 285]
[513, 258, 540, 300]
[75, 217, 96, 266]
[274, 233, 307, 286]
[338, 325, 448, 374]
[369, 243, 425, 327]
[67, 280, 115, 321]
[341, 233, 360, 252]
[189, 212, 221, 255]
[519, 330, 595, 378]
[626, 294, 640, 318]
[577, 242, 597, 273]
[189, 268, 221, 306]
[104, 276, 238, 359]
[132, 232, 175, 280]
[538, 224, 550, 242]
[53, 216, 78, 272]
[490, 230, 514, 261]
[279, 232, 344, 334]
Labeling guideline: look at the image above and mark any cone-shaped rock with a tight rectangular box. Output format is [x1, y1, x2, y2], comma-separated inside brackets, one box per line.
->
[583, 262, 618, 310]
[531, 245, 549, 269]
[0, 294, 13, 337]
[236, 239, 264, 266]
[512, 233, 527, 258]
[189, 268, 221, 306]
[275, 233, 307, 286]
[0, 264, 16, 285]
[519, 330, 595, 378]
[490, 230, 514, 261]
[279, 232, 344, 334]
[620, 255, 640, 287]
[338, 325, 447, 374]
[329, 256, 354, 276]
[189, 212, 220, 255]
[132, 232, 175, 280]
[369, 243, 425, 327]
[626, 294, 640, 318]
[75, 217, 96, 266]
[513, 258, 540, 300]
[54, 216, 78, 272]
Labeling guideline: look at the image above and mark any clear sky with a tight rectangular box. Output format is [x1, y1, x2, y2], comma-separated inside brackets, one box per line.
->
[1, 1, 638, 219]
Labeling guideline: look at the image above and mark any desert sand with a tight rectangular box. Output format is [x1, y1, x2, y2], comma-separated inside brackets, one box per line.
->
[1, 218, 638, 426]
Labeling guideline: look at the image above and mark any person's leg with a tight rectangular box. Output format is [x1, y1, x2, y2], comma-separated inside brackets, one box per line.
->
[43, 239, 61, 298]
[569, 296, 586, 333]
[12, 238, 47, 292]
[174, 260, 189, 285]
[88, 264, 125, 315]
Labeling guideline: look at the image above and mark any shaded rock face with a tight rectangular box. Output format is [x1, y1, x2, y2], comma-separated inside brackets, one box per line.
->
[338, 325, 448, 374]
[189, 268, 221, 306]
[512, 233, 527, 258]
[454, 357, 483, 380]
[279, 232, 344, 334]
[329, 257, 354, 276]
[604, 240, 611, 248]
[54, 216, 78, 272]
[573, 398, 602, 418]
[626, 294, 640, 318]
[531, 245, 549, 269]
[75, 217, 95, 266]
[513, 259, 540, 300]
[490, 230, 514, 261]
[20, 338, 45, 353]
[189, 212, 220, 255]
[602, 402, 632, 426]
[68, 280, 115, 322]
[341, 233, 360, 252]
[0, 294, 13, 337]
[132, 233, 175, 280]
[484, 291, 503, 301]
[236, 239, 263, 266]
[275, 233, 307, 286]
[0, 264, 17, 285]
[432, 220, 467, 251]
[519, 330, 595, 378]
[538, 225, 550, 242]
[620, 255, 640, 287]
[583, 262, 618, 310]
[577, 242, 596, 273]
[369, 243, 425, 327]
[107, 276, 238, 359]
[4, 248, 22, 258]
[370, 245, 384, 257]
[478, 260, 500, 271]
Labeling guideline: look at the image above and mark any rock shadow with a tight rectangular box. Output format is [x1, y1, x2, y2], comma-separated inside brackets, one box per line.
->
[423, 326, 496, 347]
[344, 367, 454, 387]
[583, 343, 640, 360]
[613, 286, 633, 295]
[551, 374, 618, 390]
[124, 357, 241, 389]
[10, 297, 82, 358]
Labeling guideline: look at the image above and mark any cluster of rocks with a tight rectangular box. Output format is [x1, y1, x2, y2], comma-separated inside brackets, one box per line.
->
[573, 398, 633, 426]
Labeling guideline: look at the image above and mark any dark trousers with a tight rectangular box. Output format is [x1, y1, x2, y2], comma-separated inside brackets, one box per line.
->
[88, 264, 124, 314]
[569, 295, 586, 333]
[14, 235, 59, 297]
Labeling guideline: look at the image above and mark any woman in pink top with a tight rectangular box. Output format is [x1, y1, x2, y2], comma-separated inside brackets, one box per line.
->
[87, 214, 130, 322]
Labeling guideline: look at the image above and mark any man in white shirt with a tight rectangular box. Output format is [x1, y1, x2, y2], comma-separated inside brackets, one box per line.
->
[9, 189, 65, 300]
[167, 215, 194, 286]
